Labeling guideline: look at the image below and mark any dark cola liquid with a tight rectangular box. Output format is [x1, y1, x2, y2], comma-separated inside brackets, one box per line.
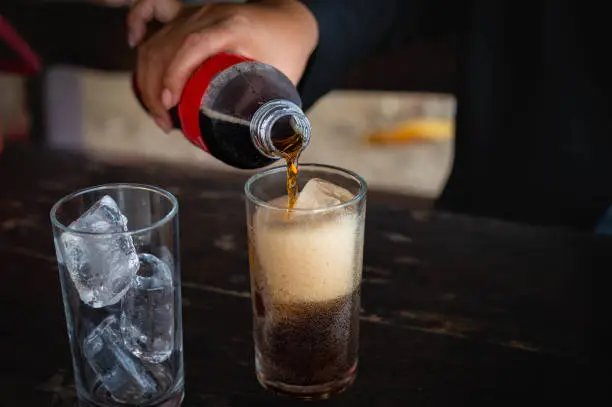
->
[198, 65, 302, 169]
[134, 56, 304, 170]
[197, 115, 274, 169]
[253, 289, 360, 387]
[167, 106, 274, 169]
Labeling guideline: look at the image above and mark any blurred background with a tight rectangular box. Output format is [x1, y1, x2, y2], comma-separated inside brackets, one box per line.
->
[1, 0, 456, 199]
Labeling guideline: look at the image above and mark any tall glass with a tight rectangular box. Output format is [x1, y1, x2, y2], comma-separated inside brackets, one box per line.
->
[245, 164, 367, 399]
[50, 184, 184, 407]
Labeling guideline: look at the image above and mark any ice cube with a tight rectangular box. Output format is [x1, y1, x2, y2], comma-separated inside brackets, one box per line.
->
[71, 195, 129, 233]
[294, 178, 354, 209]
[83, 315, 159, 404]
[159, 246, 175, 272]
[60, 195, 140, 308]
[121, 253, 174, 364]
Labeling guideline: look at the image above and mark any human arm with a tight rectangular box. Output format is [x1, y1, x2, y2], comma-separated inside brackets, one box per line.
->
[297, 0, 407, 110]
[131, 0, 318, 131]
[128, 0, 407, 131]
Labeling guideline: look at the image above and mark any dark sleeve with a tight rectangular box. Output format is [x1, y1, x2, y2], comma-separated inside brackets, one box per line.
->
[298, 0, 406, 110]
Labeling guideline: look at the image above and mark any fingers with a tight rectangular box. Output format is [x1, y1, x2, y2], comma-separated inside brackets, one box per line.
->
[137, 46, 173, 132]
[161, 24, 236, 109]
[127, 0, 156, 47]
[133, 4, 243, 133]
[127, 0, 181, 47]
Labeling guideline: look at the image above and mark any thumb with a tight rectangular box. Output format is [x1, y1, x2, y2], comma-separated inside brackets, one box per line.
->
[161, 26, 235, 108]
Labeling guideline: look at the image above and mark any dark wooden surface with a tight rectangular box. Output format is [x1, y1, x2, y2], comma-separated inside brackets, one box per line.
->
[0, 146, 599, 406]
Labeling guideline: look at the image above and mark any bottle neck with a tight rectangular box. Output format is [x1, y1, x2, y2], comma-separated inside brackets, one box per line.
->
[250, 100, 311, 159]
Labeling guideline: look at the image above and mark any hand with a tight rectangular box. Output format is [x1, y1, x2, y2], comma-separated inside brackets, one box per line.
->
[92, 0, 182, 46]
[132, 0, 319, 133]
[126, 0, 183, 47]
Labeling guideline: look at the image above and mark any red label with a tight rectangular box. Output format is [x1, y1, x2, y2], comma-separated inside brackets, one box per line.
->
[178, 52, 253, 153]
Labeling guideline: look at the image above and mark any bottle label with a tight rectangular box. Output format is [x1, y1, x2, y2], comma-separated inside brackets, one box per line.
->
[178, 52, 252, 152]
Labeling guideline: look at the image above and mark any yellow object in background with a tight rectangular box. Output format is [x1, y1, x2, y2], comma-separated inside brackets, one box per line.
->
[367, 118, 454, 145]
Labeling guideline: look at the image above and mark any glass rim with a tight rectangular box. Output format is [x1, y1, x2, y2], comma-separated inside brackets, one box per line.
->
[244, 163, 367, 213]
[50, 183, 179, 237]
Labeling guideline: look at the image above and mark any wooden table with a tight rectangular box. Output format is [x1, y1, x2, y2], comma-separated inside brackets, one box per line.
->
[0, 147, 599, 406]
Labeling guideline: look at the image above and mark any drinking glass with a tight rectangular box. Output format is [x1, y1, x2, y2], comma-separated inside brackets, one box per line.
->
[50, 184, 184, 407]
[245, 164, 367, 399]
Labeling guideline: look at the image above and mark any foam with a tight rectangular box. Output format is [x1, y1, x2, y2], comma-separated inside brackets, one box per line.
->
[252, 198, 359, 304]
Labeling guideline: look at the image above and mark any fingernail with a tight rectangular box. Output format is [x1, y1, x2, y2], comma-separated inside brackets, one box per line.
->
[128, 32, 136, 48]
[161, 89, 174, 109]
[154, 117, 171, 134]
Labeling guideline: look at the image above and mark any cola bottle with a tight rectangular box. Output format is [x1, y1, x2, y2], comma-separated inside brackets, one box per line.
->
[133, 53, 311, 169]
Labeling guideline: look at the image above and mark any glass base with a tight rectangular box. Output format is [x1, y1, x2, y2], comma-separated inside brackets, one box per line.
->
[257, 364, 357, 399]
[78, 390, 184, 407]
